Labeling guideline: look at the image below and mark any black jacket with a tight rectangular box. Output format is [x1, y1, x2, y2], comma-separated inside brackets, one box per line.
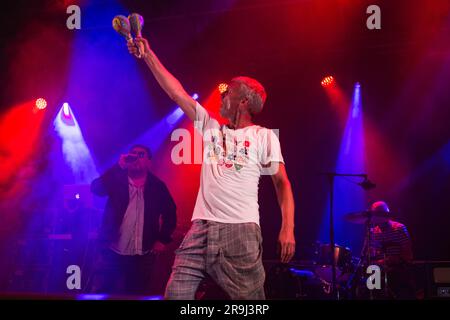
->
[91, 164, 176, 251]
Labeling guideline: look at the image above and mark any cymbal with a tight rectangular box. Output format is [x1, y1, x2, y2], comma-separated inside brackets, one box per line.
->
[344, 210, 390, 224]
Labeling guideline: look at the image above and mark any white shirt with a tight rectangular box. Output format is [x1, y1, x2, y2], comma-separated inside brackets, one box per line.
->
[110, 177, 147, 255]
[192, 102, 284, 225]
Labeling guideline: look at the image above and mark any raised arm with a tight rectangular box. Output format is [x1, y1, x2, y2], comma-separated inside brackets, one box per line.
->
[128, 37, 196, 121]
[91, 164, 124, 196]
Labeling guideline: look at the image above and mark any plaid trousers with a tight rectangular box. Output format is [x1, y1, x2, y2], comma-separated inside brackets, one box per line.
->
[164, 219, 266, 300]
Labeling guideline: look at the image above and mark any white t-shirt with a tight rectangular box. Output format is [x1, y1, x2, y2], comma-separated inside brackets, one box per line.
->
[192, 102, 284, 225]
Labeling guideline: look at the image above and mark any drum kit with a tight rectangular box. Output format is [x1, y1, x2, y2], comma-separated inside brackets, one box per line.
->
[271, 210, 392, 300]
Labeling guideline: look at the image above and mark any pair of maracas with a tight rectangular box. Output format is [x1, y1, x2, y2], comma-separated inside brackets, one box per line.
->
[112, 13, 144, 58]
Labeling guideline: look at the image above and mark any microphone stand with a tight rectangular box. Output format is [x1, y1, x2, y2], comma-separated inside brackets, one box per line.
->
[322, 172, 369, 300]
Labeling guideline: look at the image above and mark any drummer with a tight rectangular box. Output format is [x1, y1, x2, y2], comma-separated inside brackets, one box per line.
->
[366, 201, 415, 299]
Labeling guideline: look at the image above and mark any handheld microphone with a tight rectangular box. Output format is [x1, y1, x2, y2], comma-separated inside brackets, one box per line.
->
[124, 154, 138, 163]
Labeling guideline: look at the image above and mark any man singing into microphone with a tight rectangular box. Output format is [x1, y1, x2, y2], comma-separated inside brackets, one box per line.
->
[127, 36, 296, 299]
[90, 144, 176, 295]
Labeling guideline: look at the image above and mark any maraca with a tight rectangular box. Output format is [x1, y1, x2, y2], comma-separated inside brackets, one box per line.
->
[128, 13, 145, 58]
[112, 15, 141, 58]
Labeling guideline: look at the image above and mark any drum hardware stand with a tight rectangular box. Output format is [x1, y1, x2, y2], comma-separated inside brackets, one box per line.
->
[365, 210, 375, 300]
[344, 253, 364, 299]
[345, 211, 375, 299]
[321, 172, 373, 300]
[383, 253, 389, 298]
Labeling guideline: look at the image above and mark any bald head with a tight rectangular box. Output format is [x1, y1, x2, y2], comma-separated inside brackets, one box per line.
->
[370, 201, 390, 213]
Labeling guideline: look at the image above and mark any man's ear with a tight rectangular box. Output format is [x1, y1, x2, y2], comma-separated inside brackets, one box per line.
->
[239, 97, 249, 111]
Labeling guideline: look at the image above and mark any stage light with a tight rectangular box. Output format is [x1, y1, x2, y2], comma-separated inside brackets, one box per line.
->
[54, 102, 98, 183]
[35, 98, 47, 110]
[63, 102, 71, 118]
[75, 193, 80, 200]
[352, 82, 361, 119]
[166, 107, 184, 125]
[218, 83, 228, 94]
[321, 76, 334, 87]
[192, 93, 199, 100]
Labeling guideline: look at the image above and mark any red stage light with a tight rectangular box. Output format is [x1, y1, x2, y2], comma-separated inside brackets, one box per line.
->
[321, 76, 334, 87]
[35, 98, 47, 110]
[218, 83, 228, 94]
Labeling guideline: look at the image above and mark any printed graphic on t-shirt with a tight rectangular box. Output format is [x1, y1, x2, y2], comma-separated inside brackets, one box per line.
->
[206, 132, 251, 172]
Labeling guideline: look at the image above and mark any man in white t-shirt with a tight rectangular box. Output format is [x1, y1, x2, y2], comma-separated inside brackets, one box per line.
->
[128, 37, 295, 299]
